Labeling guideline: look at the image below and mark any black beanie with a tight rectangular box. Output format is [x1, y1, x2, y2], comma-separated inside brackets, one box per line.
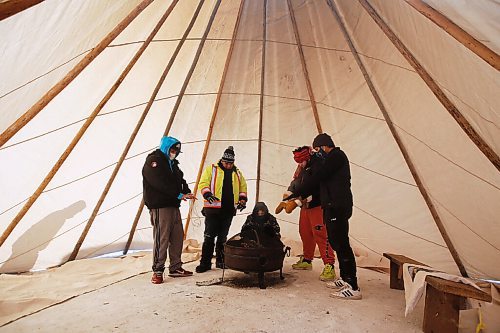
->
[221, 146, 235, 163]
[312, 133, 335, 148]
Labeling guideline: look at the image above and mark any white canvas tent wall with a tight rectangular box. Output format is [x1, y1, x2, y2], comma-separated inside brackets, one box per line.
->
[0, 0, 499, 281]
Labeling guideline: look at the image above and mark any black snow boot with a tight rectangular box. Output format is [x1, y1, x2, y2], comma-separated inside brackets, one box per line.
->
[196, 238, 214, 273]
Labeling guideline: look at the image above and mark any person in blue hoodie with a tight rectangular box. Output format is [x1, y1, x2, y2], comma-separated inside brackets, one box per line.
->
[142, 136, 195, 284]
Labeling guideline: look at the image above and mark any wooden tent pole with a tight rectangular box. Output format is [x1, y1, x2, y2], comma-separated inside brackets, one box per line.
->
[286, 0, 322, 134]
[122, 0, 207, 255]
[124, 0, 212, 252]
[357, 0, 500, 172]
[123, 0, 221, 248]
[0, 0, 44, 21]
[184, 0, 246, 238]
[0, 0, 166, 249]
[123, 0, 213, 255]
[0, 0, 153, 148]
[162, 0, 222, 136]
[68, 0, 207, 261]
[404, 0, 500, 71]
[327, 0, 469, 277]
[123, 200, 145, 255]
[184, 0, 245, 239]
[160, 0, 222, 235]
[255, 0, 268, 203]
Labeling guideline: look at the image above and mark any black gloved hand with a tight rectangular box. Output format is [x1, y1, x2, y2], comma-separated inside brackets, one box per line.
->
[236, 202, 246, 212]
[207, 195, 219, 204]
[203, 192, 219, 204]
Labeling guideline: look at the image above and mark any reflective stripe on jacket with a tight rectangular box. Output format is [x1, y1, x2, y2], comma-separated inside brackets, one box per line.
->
[199, 163, 247, 208]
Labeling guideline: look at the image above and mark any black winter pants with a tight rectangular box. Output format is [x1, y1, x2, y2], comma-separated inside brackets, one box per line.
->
[199, 213, 233, 266]
[324, 207, 358, 290]
[204, 213, 233, 241]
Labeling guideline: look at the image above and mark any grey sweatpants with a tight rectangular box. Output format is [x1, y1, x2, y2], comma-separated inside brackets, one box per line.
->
[150, 207, 184, 273]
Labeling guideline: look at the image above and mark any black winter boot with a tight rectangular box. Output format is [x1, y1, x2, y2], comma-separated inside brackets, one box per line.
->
[196, 238, 214, 273]
[215, 242, 226, 269]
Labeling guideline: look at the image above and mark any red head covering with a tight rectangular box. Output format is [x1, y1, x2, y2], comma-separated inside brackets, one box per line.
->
[293, 146, 311, 163]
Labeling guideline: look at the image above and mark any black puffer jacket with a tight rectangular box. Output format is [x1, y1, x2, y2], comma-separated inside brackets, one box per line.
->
[288, 155, 322, 209]
[295, 147, 353, 211]
[142, 149, 191, 209]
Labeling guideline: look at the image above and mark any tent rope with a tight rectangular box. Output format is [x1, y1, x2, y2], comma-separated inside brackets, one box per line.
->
[0, 93, 386, 151]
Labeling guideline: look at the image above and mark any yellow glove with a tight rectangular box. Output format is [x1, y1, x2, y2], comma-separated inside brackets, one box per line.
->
[285, 200, 299, 214]
[275, 201, 287, 214]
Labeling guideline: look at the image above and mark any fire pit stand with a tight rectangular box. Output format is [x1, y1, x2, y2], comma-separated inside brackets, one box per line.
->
[224, 231, 291, 289]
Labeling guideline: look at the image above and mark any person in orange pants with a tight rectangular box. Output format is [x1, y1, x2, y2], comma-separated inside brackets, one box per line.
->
[296, 201, 336, 280]
[276, 146, 337, 281]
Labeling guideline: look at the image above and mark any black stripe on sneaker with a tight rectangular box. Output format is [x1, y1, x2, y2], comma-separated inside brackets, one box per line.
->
[343, 290, 353, 297]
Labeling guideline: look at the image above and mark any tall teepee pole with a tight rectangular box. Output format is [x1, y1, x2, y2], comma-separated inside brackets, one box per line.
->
[0, 0, 162, 249]
[123, 200, 144, 255]
[357, 0, 500, 172]
[327, 0, 468, 277]
[404, 0, 500, 71]
[0, 0, 44, 21]
[255, 0, 268, 203]
[0, 0, 153, 148]
[124, 0, 215, 255]
[184, 0, 246, 238]
[162, 1, 222, 136]
[286, 0, 322, 134]
[68, 0, 207, 261]
[159, 0, 222, 236]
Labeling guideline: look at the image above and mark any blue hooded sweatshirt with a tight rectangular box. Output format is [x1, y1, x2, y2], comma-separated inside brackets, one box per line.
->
[142, 136, 190, 208]
[159, 136, 181, 170]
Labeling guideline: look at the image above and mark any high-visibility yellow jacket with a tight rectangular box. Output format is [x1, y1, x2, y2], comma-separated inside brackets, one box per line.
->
[199, 163, 247, 208]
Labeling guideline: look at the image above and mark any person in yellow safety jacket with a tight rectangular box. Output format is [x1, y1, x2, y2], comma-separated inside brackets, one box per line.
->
[195, 146, 248, 273]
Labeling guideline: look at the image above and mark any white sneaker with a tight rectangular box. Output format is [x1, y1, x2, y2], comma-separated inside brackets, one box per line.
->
[330, 285, 362, 300]
[325, 278, 348, 290]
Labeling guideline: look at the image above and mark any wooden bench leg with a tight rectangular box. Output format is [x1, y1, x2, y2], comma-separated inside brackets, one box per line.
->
[423, 283, 467, 333]
[389, 261, 404, 290]
[383, 253, 428, 290]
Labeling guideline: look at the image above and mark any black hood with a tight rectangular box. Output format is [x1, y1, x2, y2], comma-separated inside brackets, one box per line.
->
[252, 202, 269, 217]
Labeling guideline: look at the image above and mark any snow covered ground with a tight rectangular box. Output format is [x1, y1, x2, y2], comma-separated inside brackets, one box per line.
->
[0, 253, 425, 333]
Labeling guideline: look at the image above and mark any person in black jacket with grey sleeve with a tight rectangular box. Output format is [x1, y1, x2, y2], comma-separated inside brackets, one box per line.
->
[142, 136, 195, 284]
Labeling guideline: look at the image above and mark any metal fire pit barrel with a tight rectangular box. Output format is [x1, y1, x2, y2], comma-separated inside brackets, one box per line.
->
[224, 232, 290, 289]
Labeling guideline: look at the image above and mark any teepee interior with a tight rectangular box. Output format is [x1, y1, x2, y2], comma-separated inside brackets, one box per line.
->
[1, 0, 499, 330]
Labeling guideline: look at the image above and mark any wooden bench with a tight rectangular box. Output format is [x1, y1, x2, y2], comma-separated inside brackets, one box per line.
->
[423, 276, 492, 333]
[383, 252, 427, 290]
